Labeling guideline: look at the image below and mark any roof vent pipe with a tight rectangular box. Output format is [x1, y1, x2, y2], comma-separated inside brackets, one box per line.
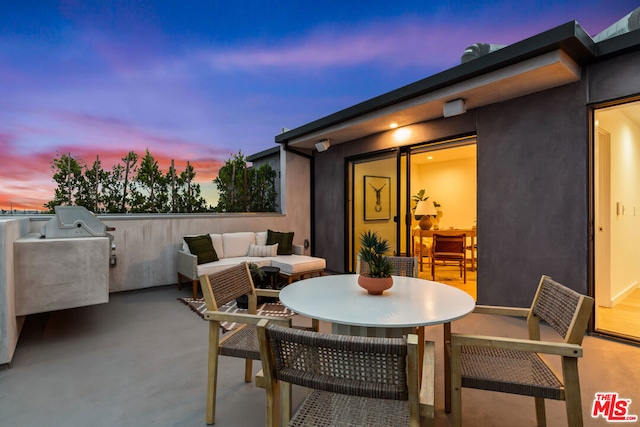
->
[460, 43, 506, 63]
[593, 7, 640, 42]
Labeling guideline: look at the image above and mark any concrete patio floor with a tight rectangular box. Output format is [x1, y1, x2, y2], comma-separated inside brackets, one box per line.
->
[1, 284, 639, 427]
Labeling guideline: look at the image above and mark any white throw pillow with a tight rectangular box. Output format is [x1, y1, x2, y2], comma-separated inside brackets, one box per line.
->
[247, 243, 279, 257]
[255, 231, 268, 246]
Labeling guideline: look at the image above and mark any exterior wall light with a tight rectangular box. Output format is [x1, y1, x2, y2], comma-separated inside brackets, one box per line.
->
[315, 139, 330, 152]
[443, 99, 467, 117]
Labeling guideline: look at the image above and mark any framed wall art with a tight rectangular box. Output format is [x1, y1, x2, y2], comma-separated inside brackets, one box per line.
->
[364, 175, 390, 220]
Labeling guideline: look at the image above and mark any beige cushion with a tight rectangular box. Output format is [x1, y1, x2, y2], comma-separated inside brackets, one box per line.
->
[271, 255, 326, 275]
[210, 234, 224, 259]
[256, 231, 268, 246]
[247, 243, 278, 257]
[196, 257, 270, 277]
[222, 232, 258, 258]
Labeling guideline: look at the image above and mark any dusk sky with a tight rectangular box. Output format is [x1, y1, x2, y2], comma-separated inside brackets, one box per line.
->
[1, 1, 637, 211]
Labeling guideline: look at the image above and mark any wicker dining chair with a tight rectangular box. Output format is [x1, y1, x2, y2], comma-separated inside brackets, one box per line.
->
[449, 275, 594, 426]
[356, 254, 419, 278]
[257, 319, 436, 427]
[199, 263, 317, 425]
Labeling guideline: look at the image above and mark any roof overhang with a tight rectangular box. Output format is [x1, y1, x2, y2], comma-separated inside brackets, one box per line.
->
[276, 21, 596, 152]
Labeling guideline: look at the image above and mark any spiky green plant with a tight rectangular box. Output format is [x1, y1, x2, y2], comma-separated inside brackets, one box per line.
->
[358, 231, 394, 278]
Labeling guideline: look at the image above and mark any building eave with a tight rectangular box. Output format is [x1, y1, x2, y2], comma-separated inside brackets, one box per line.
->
[275, 21, 597, 150]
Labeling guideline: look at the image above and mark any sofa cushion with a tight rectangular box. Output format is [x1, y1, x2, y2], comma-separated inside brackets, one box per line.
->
[196, 257, 271, 277]
[256, 231, 268, 246]
[222, 232, 258, 258]
[184, 235, 219, 265]
[267, 229, 294, 255]
[247, 243, 278, 257]
[209, 234, 224, 259]
[271, 255, 326, 275]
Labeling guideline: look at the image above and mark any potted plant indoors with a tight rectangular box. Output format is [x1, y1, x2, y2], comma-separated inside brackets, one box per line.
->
[357, 230, 395, 295]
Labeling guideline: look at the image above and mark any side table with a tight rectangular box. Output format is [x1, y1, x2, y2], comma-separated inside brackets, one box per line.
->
[260, 266, 282, 289]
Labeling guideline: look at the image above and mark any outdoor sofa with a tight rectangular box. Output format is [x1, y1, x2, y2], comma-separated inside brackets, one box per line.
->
[177, 230, 326, 298]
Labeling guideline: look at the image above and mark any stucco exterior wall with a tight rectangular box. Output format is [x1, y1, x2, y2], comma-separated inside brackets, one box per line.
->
[313, 114, 476, 273]
[477, 81, 589, 306]
[312, 83, 591, 306]
[589, 50, 640, 104]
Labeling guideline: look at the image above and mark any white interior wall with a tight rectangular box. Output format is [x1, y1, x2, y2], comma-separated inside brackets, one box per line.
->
[411, 156, 477, 230]
[353, 158, 398, 255]
[598, 109, 640, 304]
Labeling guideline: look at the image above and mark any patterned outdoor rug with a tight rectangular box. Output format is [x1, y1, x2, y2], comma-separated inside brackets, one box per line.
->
[178, 297, 295, 331]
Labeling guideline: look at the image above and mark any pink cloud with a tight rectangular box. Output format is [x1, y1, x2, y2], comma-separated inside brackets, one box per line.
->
[0, 110, 230, 210]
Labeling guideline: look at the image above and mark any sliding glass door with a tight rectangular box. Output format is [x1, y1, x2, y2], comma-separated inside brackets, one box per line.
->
[347, 152, 402, 271]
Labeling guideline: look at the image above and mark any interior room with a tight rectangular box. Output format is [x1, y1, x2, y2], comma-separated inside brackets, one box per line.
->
[594, 98, 640, 341]
[348, 140, 478, 300]
[410, 143, 477, 299]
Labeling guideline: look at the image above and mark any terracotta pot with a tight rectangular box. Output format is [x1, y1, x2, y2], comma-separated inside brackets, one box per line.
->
[357, 275, 393, 295]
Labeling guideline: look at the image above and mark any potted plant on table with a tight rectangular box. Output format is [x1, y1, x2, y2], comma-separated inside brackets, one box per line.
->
[358, 231, 394, 295]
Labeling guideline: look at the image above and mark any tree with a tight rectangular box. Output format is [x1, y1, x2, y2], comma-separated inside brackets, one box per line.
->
[213, 151, 277, 213]
[45, 149, 212, 214]
[76, 156, 110, 212]
[130, 149, 167, 213]
[173, 162, 208, 213]
[248, 163, 277, 212]
[45, 153, 85, 212]
[214, 151, 250, 212]
[102, 163, 126, 213]
[120, 151, 138, 212]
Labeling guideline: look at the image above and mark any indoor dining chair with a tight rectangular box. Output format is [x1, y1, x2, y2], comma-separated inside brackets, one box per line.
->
[356, 254, 419, 278]
[449, 275, 594, 426]
[431, 233, 466, 283]
[199, 263, 317, 425]
[257, 319, 436, 427]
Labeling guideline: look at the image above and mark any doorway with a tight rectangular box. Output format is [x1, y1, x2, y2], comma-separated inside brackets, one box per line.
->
[408, 142, 477, 299]
[347, 138, 477, 300]
[347, 153, 400, 272]
[594, 98, 640, 341]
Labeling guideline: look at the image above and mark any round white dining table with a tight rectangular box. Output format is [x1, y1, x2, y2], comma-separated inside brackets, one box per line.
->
[279, 274, 475, 337]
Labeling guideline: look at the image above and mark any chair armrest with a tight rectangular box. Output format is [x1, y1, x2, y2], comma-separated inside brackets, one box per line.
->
[419, 340, 436, 419]
[473, 305, 530, 317]
[204, 310, 292, 327]
[177, 250, 198, 280]
[292, 244, 304, 255]
[255, 288, 280, 298]
[451, 333, 583, 357]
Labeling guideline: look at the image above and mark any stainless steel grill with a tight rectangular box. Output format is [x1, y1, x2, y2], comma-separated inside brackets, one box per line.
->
[42, 206, 114, 239]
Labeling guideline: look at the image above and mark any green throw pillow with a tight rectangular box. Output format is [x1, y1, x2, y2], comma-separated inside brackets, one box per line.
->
[266, 229, 294, 255]
[184, 235, 219, 265]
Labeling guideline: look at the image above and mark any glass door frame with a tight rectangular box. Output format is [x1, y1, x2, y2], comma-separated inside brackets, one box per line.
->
[346, 135, 477, 272]
[346, 148, 403, 272]
[589, 95, 640, 343]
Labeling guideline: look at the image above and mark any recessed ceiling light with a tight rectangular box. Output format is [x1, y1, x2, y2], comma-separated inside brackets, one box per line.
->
[389, 123, 398, 129]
